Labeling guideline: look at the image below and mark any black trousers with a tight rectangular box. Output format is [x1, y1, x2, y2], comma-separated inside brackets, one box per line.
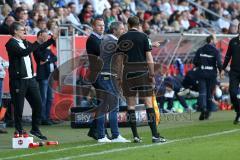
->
[198, 78, 216, 112]
[229, 70, 240, 113]
[10, 78, 42, 132]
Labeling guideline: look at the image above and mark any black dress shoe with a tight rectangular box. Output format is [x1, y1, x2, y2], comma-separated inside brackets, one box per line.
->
[30, 130, 47, 140]
[204, 111, 211, 120]
[199, 111, 205, 120]
[87, 129, 98, 140]
[199, 111, 211, 120]
[233, 113, 240, 125]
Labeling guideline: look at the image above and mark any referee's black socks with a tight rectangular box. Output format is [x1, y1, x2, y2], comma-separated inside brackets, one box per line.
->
[146, 108, 159, 138]
[127, 110, 139, 138]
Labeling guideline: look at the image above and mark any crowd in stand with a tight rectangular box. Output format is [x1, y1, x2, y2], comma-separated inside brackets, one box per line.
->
[0, 0, 239, 36]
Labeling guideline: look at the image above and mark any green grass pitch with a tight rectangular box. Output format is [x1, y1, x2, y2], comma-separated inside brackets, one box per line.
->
[0, 111, 240, 160]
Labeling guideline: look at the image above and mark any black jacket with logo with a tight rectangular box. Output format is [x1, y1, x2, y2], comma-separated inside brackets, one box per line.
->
[193, 43, 222, 78]
[5, 37, 55, 80]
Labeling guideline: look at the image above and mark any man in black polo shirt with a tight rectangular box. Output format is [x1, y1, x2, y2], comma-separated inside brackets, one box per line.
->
[117, 16, 166, 143]
[222, 23, 240, 124]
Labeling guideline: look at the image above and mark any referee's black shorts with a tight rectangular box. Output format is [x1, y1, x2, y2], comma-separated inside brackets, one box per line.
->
[122, 72, 154, 97]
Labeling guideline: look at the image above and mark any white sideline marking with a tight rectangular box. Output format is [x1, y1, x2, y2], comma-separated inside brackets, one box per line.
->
[1, 143, 104, 160]
[53, 129, 240, 160]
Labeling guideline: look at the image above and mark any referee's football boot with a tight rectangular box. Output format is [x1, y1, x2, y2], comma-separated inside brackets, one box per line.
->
[152, 133, 167, 143]
[133, 137, 142, 143]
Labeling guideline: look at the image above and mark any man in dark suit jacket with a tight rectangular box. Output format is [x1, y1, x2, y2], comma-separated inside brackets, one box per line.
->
[85, 17, 105, 140]
[33, 30, 57, 125]
[5, 22, 57, 140]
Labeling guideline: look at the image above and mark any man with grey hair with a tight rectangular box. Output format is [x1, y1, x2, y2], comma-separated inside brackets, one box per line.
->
[5, 21, 58, 140]
[95, 21, 130, 143]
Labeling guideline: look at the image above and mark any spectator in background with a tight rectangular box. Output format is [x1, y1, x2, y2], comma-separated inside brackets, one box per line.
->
[51, 0, 66, 8]
[33, 30, 57, 125]
[152, 0, 161, 14]
[228, 2, 239, 19]
[144, 11, 153, 23]
[32, 18, 47, 35]
[48, 8, 56, 20]
[13, 7, 33, 34]
[136, 11, 145, 24]
[126, 0, 137, 15]
[217, 10, 231, 30]
[18, 1, 29, 11]
[14, 7, 27, 21]
[150, 12, 162, 33]
[136, 0, 152, 11]
[71, 0, 85, 15]
[160, 0, 174, 17]
[66, 2, 81, 26]
[42, 4, 49, 17]
[91, 0, 111, 16]
[0, 16, 15, 35]
[28, 11, 39, 29]
[112, 1, 122, 17]
[33, 2, 47, 19]
[78, 2, 94, 23]
[228, 19, 239, 34]
[122, 0, 137, 15]
[142, 21, 151, 35]
[111, 6, 121, 22]
[55, 7, 66, 25]
[0, 56, 9, 134]
[82, 13, 92, 26]
[121, 9, 131, 25]
[103, 8, 114, 31]
[0, 3, 12, 23]
[171, 12, 183, 32]
[47, 19, 59, 35]
[17, 0, 35, 10]
[176, 0, 189, 12]
[206, 1, 221, 25]
[168, 10, 180, 26]
[181, 11, 190, 30]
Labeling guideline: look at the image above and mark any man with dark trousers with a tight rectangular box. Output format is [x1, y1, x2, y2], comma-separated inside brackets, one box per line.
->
[193, 35, 222, 121]
[33, 30, 57, 125]
[85, 17, 105, 140]
[117, 16, 166, 143]
[5, 22, 57, 140]
[222, 23, 240, 124]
